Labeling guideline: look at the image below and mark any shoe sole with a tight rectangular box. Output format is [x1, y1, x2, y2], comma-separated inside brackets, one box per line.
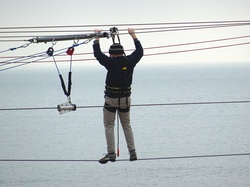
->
[99, 159, 116, 164]
[99, 160, 108, 164]
[130, 157, 137, 161]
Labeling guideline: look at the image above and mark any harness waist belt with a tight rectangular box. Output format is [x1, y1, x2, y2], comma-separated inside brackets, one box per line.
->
[105, 85, 131, 94]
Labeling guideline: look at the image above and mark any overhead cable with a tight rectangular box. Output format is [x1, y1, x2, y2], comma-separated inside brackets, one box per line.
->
[0, 100, 249, 111]
[0, 22, 249, 35]
[0, 152, 249, 162]
[1, 40, 249, 66]
[0, 21, 250, 42]
[1, 20, 250, 30]
[1, 35, 249, 61]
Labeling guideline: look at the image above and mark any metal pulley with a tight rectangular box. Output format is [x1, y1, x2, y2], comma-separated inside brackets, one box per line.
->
[57, 101, 77, 114]
[46, 47, 54, 56]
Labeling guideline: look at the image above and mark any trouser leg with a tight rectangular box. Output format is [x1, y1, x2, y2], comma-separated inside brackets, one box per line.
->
[103, 96, 136, 153]
[118, 97, 136, 151]
[118, 110, 136, 151]
[103, 108, 116, 153]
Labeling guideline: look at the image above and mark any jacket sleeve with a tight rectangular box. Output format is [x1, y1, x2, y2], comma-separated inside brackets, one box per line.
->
[93, 40, 110, 67]
[128, 39, 144, 65]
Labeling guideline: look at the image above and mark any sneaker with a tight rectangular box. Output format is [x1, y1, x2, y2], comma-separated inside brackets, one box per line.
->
[99, 153, 116, 164]
[130, 150, 137, 161]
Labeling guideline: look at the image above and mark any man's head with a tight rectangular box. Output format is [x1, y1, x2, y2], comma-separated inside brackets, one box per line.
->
[109, 43, 124, 56]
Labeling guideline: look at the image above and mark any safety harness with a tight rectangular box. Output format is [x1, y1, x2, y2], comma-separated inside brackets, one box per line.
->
[104, 28, 131, 113]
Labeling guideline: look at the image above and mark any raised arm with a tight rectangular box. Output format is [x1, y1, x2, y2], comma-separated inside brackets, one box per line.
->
[93, 29, 111, 65]
[128, 28, 137, 40]
[127, 28, 143, 62]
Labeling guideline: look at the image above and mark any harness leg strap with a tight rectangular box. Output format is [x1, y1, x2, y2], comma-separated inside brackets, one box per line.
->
[104, 102, 116, 113]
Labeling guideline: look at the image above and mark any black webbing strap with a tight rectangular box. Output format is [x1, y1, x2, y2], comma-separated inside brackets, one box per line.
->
[59, 71, 72, 97]
[48, 46, 74, 98]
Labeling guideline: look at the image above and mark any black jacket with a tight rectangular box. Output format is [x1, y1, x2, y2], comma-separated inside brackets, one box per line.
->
[93, 39, 143, 97]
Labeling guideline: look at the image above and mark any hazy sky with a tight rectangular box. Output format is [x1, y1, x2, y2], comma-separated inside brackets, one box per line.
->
[0, 0, 250, 65]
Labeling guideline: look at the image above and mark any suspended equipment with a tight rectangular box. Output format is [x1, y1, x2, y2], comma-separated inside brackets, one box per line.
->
[42, 28, 120, 114]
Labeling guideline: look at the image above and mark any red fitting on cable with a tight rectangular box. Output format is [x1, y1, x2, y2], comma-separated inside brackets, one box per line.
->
[66, 47, 74, 56]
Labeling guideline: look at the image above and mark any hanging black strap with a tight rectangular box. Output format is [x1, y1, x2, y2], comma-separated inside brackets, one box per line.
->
[67, 71, 72, 96]
[59, 73, 71, 97]
[49, 46, 74, 98]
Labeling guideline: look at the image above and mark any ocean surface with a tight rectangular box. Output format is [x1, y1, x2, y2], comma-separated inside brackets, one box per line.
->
[0, 61, 250, 187]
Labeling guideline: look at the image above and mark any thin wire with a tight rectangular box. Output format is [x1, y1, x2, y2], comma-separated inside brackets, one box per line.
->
[69, 53, 73, 72]
[143, 35, 250, 50]
[2, 37, 250, 65]
[0, 153, 249, 162]
[0, 100, 249, 111]
[0, 22, 249, 35]
[0, 40, 91, 71]
[52, 55, 60, 75]
[0, 50, 47, 67]
[1, 20, 250, 29]
[129, 23, 250, 35]
[0, 50, 64, 72]
[1, 22, 250, 41]
[42, 35, 250, 57]
[144, 42, 250, 56]
[1, 32, 249, 71]
[1, 34, 249, 58]
[117, 112, 120, 157]
[0, 42, 30, 54]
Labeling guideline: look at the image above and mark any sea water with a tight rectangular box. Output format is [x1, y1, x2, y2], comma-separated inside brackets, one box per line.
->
[0, 62, 250, 187]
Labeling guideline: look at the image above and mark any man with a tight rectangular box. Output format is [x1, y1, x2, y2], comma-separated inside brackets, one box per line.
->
[93, 28, 143, 164]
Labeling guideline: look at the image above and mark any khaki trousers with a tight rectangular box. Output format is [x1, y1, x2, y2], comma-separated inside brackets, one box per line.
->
[103, 96, 135, 153]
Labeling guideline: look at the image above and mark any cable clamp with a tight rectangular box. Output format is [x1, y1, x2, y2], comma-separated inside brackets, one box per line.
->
[57, 101, 77, 114]
[22, 42, 30, 48]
